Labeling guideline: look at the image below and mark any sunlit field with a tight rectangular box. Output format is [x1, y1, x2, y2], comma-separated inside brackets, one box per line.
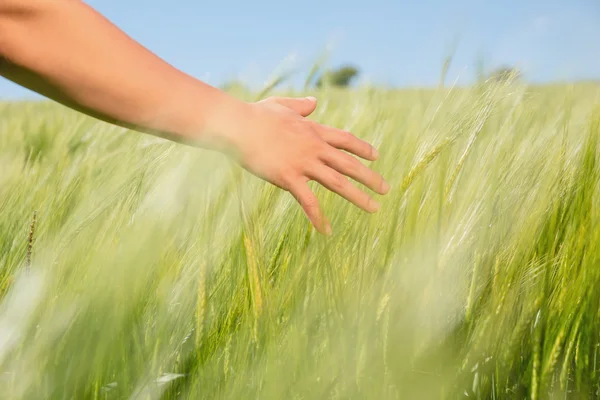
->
[1, 79, 600, 399]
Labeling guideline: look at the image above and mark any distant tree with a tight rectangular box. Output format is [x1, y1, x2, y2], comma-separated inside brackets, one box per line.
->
[316, 65, 360, 88]
[488, 66, 522, 83]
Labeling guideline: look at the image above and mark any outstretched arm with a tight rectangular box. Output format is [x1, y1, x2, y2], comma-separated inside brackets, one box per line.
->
[0, 0, 389, 235]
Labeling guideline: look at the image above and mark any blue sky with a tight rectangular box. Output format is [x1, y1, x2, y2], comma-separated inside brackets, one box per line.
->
[1, 0, 599, 98]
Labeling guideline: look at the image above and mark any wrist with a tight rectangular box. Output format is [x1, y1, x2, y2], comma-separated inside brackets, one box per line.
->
[172, 83, 250, 157]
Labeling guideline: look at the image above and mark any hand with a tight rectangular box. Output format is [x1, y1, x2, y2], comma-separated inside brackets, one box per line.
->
[0, 0, 389, 234]
[224, 96, 390, 235]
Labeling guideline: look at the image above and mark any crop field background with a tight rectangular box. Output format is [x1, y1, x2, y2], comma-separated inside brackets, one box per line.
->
[1, 79, 600, 399]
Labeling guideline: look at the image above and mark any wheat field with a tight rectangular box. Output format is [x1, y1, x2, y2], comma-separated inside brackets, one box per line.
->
[0, 80, 600, 399]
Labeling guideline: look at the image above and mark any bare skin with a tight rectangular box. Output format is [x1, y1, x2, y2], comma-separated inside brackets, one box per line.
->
[0, 0, 390, 235]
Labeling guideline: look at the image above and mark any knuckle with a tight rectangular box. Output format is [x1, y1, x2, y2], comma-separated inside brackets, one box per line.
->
[331, 173, 348, 191]
[257, 96, 274, 106]
[344, 155, 362, 175]
[302, 194, 319, 210]
[339, 131, 354, 146]
[318, 140, 331, 156]
[290, 118, 309, 133]
[354, 189, 371, 207]
[310, 137, 328, 156]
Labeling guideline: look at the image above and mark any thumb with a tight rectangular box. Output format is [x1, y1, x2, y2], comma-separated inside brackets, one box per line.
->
[272, 96, 318, 117]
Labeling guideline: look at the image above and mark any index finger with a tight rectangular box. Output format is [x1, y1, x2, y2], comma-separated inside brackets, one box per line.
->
[317, 126, 379, 161]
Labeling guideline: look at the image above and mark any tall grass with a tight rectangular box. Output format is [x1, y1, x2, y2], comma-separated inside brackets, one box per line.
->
[0, 80, 599, 399]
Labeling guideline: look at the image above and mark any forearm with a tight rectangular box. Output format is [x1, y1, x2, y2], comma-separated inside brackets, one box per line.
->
[0, 1, 390, 234]
[0, 0, 244, 149]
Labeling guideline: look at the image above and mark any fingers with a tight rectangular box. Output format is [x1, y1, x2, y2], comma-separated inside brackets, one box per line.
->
[322, 150, 390, 195]
[288, 181, 331, 235]
[269, 96, 318, 117]
[308, 166, 381, 214]
[317, 126, 379, 161]
[263, 96, 379, 162]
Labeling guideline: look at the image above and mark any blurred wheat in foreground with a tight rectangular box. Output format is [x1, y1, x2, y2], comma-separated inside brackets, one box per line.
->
[0, 80, 600, 399]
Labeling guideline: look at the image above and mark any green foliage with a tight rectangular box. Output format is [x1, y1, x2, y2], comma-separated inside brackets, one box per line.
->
[0, 81, 600, 399]
[316, 64, 360, 88]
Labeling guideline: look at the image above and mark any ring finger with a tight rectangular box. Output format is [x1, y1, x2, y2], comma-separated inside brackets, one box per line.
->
[308, 166, 380, 213]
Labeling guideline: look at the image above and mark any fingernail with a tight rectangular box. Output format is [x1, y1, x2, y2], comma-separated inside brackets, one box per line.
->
[325, 224, 333, 236]
[371, 147, 379, 159]
[370, 200, 381, 213]
[306, 96, 317, 102]
[381, 180, 390, 194]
